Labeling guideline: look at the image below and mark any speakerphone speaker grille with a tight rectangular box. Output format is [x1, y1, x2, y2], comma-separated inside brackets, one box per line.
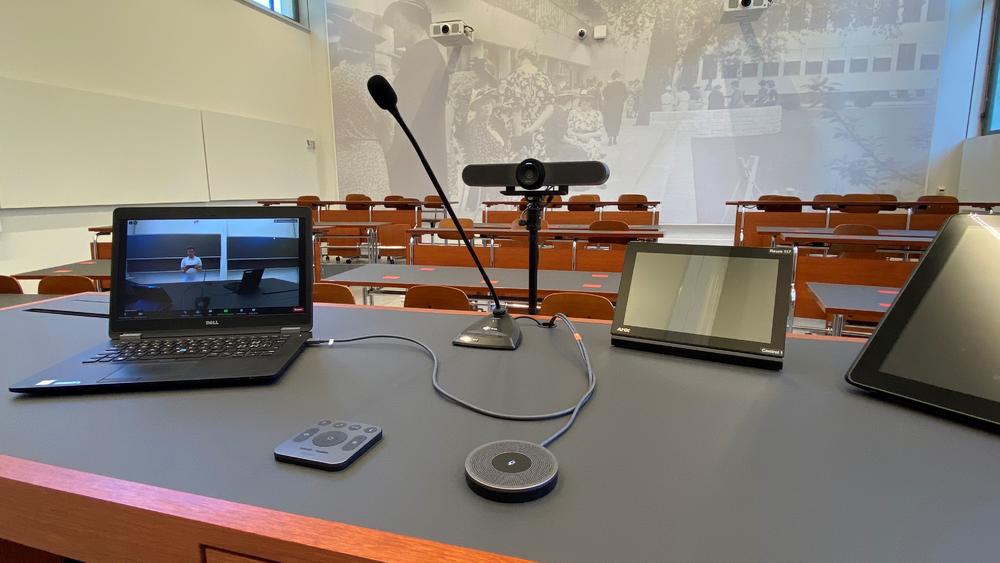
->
[465, 440, 557, 491]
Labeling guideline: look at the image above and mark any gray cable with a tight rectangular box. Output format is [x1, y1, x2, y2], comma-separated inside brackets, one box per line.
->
[305, 313, 596, 448]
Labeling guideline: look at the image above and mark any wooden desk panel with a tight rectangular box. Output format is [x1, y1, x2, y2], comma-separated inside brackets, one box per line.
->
[483, 210, 658, 226]
[0, 455, 521, 563]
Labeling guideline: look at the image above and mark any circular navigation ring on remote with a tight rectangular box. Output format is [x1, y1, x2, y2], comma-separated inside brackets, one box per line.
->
[312, 431, 348, 447]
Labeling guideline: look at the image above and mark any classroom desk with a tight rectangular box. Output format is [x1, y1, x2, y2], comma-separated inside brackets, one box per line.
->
[315, 221, 393, 263]
[780, 233, 933, 251]
[4, 295, 1000, 561]
[408, 226, 663, 270]
[475, 222, 667, 232]
[0, 294, 62, 310]
[807, 282, 899, 336]
[325, 264, 620, 305]
[756, 226, 937, 247]
[14, 259, 112, 283]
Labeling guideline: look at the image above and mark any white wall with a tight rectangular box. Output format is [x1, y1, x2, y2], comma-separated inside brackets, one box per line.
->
[0, 0, 335, 284]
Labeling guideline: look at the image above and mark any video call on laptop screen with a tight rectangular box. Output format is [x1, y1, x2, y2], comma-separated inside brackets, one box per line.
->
[622, 252, 779, 344]
[120, 218, 303, 320]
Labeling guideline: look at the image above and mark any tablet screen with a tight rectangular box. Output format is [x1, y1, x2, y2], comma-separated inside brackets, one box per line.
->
[879, 226, 1000, 401]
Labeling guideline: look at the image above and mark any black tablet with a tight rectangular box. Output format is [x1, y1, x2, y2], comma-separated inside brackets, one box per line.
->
[846, 213, 1000, 425]
[611, 242, 794, 369]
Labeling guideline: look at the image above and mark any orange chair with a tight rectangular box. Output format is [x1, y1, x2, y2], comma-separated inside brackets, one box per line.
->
[830, 224, 881, 259]
[617, 194, 649, 211]
[568, 194, 600, 212]
[403, 285, 472, 311]
[297, 195, 322, 222]
[915, 195, 959, 215]
[839, 194, 884, 214]
[377, 223, 410, 263]
[875, 193, 898, 211]
[587, 220, 633, 246]
[539, 292, 615, 320]
[0, 275, 24, 294]
[384, 195, 420, 210]
[345, 193, 373, 211]
[38, 275, 98, 295]
[757, 195, 802, 212]
[518, 195, 562, 211]
[313, 282, 356, 305]
[423, 195, 444, 208]
[811, 194, 842, 211]
[437, 217, 474, 242]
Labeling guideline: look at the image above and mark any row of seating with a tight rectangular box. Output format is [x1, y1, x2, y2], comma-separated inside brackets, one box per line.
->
[758, 194, 959, 214]
[514, 194, 650, 212]
[0, 275, 97, 295]
[314, 282, 615, 321]
[299, 193, 653, 213]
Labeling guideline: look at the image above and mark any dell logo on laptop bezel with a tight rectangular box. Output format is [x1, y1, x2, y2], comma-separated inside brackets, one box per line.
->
[205, 320, 221, 326]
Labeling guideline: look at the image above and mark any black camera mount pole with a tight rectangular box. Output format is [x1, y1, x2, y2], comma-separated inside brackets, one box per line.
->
[503, 185, 569, 314]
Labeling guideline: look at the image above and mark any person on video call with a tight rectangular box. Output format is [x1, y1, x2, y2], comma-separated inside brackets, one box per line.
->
[180, 247, 203, 277]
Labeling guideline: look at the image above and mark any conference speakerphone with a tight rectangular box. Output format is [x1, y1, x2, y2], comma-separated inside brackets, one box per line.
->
[611, 243, 794, 369]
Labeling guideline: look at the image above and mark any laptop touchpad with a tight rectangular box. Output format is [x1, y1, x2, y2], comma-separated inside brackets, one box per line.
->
[101, 362, 196, 383]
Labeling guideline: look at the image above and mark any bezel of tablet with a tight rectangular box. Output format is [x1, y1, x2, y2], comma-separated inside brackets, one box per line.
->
[845, 213, 1000, 426]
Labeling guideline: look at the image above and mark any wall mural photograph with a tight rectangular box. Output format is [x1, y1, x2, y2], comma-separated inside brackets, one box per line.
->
[327, 0, 949, 224]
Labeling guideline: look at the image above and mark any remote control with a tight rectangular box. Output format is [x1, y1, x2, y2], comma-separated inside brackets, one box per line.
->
[274, 419, 382, 471]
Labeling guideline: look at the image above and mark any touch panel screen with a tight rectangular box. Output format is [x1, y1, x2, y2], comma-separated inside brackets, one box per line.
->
[622, 252, 779, 343]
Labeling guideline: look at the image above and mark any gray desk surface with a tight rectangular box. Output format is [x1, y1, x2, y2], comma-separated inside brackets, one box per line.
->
[14, 259, 111, 280]
[757, 226, 938, 238]
[807, 282, 899, 315]
[0, 294, 67, 309]
[3, 295, 1000, 562]
[325, 264, 620, 297]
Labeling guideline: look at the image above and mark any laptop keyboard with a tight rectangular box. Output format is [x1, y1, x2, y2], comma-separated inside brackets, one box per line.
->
[84, 334, 290, 363]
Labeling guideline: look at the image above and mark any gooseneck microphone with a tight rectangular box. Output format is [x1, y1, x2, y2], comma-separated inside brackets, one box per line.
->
[367, 75, 521, 350]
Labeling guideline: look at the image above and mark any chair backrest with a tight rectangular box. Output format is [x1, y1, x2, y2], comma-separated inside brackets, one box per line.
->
[297, 195, 322, 221]
[438, 217, 473, 241]
[423, 195, 444, 209]
[313, 282, 356, 305]
[617, 194, 649, 211]
[875, 193, 898, 211]
[503, 219, 551, 247]
[840, 194, 883, 214]
[539, 292, 615, 320]
[0, 275, 24, 294]
[345, 193, 373, 210]
[811, 194, 842, 211]
[403, 285, 472, 311]
[568, 194, 600, 211]
[915, 195, 959, 215]
[37, 275, 98, 295]
[830, 224, 880, 257]
[384, 196, 420, 210]
[377, 223, 410, 254]
[588, 220, 632, 245]
[757, 195, 803, 212]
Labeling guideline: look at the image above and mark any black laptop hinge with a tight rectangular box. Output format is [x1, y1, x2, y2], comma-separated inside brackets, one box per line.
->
[280, 327, 301, 335]
[120, 333, 142, 341]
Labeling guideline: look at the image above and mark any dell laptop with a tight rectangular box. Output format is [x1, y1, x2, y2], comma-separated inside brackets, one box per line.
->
[10, 206, 313, 394]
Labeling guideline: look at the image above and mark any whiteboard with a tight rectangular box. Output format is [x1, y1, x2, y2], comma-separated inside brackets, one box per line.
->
[0, 77, 209, 208]
[202, 111, 318, 201]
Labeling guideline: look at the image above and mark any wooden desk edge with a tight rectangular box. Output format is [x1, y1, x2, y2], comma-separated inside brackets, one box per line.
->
[0, 454, 527, 563]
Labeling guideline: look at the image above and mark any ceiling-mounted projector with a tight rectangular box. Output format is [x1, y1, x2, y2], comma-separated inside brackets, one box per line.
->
[431, 20, 474, 47]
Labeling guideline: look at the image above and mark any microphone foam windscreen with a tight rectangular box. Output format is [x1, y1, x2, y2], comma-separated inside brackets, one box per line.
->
[367, 75, 398, 111]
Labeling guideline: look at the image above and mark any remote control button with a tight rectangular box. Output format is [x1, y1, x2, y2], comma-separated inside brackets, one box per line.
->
[364, 426, 379, 434]
[318, 420, 332, 426]
[312, 431, 348, 447]
[293, 428, 320, 442]
[348, 424, 362, 430]
[342, 435, 367, 451]
[332, 422, 347, 428]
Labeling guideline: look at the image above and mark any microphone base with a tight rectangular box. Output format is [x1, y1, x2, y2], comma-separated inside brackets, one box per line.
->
[452, 311, 522, 350]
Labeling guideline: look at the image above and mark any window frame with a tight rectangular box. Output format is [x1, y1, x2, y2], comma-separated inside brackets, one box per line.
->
[983, 6, 1000, 134]
[232, 0, 308, 31]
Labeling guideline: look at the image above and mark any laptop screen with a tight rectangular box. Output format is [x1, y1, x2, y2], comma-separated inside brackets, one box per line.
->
[118, 217, 305, 320]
